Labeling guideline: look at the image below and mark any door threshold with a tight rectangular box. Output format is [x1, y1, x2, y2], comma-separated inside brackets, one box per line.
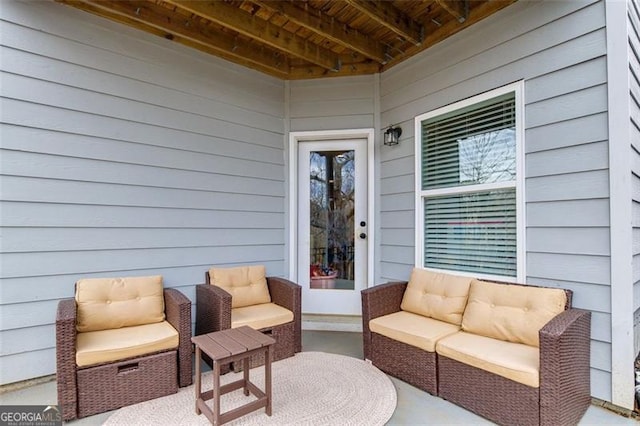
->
[302, 314, 362, 332]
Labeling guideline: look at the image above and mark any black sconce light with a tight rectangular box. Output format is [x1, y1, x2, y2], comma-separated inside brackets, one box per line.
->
[383, 125, 402, 146]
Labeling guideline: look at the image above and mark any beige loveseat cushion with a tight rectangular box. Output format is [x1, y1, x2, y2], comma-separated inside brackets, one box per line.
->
[436, 331, 540, 387]
[76, 320, 179, 367]
[461, 279, 567, 347]
[400, 268, 473, 325]
[231, 302, 294, 330]
[369, 311, 460, 352]
[75, 275, 165, 333]
[209, 265, 271, 308]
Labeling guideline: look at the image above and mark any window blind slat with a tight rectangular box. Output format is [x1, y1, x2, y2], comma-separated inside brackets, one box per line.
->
[422, 92, 516, 191]
[423, 189, 517, 276]
[420, 91, 518, 278]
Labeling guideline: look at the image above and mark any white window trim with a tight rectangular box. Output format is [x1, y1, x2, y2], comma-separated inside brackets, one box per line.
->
[414, 81, 526, 283]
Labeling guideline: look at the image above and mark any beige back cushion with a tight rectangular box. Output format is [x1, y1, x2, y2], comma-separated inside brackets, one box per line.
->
[76, 275, 165, 332]
[400, 268, 473, 325]
[461, 279, 567, 347]
[209, 265, 271, 308]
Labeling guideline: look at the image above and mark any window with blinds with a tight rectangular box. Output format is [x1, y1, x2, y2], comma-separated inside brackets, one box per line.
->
[416, 88, 520, 279]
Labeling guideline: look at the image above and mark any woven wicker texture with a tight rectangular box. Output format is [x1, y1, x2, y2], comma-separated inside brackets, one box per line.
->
[361, 281, 407, 361]
[362, 279, 591, 426]
[196, 273, 302, 372]
[103, 352, 396, 426]
[77, 352, 178, 418]
[56, 287, 193, 421]
[362, 281, 439, 394]
[439, 355, 540, 425]
[539, 308, 592, 425]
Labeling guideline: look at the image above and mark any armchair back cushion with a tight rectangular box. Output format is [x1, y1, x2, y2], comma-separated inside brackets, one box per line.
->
[461, 279, 567, 347]
[400, 268, 473, 325]
[75, 275, 165, 332]
[208, 265, 271, 308]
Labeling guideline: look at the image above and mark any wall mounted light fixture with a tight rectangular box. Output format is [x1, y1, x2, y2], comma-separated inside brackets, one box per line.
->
[383, 125, 402, 146]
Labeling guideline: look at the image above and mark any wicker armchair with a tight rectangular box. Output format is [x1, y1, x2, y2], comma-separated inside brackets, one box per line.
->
[196, 266, 301, 370]
[56, 277, 192, 421]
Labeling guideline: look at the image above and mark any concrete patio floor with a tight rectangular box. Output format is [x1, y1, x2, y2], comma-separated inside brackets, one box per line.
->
[0, 330, 637, 425]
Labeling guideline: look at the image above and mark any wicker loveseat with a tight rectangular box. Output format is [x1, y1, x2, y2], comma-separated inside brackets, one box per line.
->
[361, 268, 592, 426]
[196, 265, 301, 370]
[56, 275, 192, 421]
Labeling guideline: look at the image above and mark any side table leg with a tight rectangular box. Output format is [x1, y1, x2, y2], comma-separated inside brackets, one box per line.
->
[213, 361, 221, 426]
[195, 346, 202, 415]
[265, 345, 272, 416]
[243, 357, 249, 396]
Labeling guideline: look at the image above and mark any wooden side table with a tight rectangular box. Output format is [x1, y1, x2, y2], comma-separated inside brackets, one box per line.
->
[191, 326, 276, 425]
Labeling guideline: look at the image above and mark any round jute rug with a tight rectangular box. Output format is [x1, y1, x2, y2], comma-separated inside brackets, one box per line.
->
[103, 351, 396, 426]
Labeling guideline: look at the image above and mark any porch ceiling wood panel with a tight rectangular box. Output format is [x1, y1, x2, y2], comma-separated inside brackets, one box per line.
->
[56, 0, 516, 79]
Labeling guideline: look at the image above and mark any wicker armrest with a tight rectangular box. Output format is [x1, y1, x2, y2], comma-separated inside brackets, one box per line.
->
[539, 308, 591, 425]
[164, 288, 193, 387]
[266, 277, 301, 313]
[56, 298, 78, 421]
[361, 281, 407, 361]
[164, 288, 191, 328]
[267, 277, 302, 352]
[361, 281, 407, 321]
[195, 283, 232, 336]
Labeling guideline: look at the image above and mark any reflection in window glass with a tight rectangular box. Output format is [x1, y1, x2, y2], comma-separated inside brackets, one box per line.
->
[418, 90, 519, 278]
[309, 150, 355, 290]
[422, 92, 516, 190]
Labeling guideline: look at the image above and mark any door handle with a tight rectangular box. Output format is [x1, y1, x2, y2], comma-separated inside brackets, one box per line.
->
[359, 233, 367, 239]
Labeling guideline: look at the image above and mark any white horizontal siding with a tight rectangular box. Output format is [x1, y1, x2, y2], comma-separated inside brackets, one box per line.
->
[0, 0, 285, 384]
[526, 141, 609, 178]
[0, 245, 284, 280]
[288, 75, 375, 132]
[0, 6, 283, 110]
[526, 227, 610, 256]
[379, 0, 613, 401]
[1, 326, 55, 357]
[1, 227, 285, 255]
[526, 199, 609, 227]
[1, 150, 283, 196]
[525, 112, 609, 153]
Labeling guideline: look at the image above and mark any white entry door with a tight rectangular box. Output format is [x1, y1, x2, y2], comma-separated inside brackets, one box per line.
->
[297, 139, 368, 315]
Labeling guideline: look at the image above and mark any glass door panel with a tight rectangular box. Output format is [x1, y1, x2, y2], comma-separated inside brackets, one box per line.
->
[309, 150, 355, 290]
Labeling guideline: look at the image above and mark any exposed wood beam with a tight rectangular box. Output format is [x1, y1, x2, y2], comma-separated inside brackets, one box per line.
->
[289, 60, 381, 79]
[435, 0, 468, 23]
[382, 0, 516, 70]
[61, 0, 289, 77]
[343, 0, 423, 45]
[252, 0, 387, 64]
[165, 0, 341, 71]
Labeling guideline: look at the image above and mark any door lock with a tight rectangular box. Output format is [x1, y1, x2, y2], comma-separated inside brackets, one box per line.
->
[359, 233, 367, 239]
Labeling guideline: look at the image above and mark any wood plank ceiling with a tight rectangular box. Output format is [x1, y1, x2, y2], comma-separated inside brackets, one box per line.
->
[57, 0, 517, 79]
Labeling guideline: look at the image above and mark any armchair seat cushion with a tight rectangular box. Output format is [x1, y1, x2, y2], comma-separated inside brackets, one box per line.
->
[76, 320, 179, 367]
[436, 331, 539, 387]
[232, 302, 294, 330]
[369, 311, 460, 352]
